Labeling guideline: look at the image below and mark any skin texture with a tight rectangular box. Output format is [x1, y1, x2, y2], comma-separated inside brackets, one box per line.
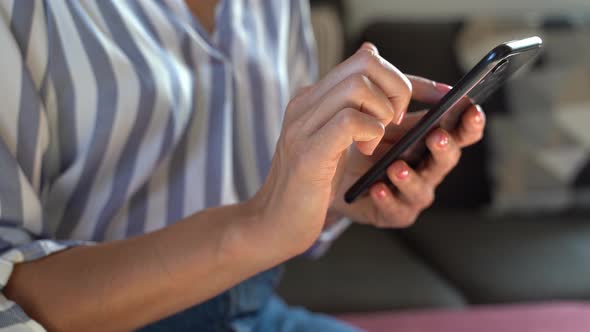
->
[2, 8, 486, 332]
[5, 203, 272, 332]
[184, 0, 218, 34]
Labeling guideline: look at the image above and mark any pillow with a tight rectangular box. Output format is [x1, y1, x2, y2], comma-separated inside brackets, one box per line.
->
[457, 19, 590, 214]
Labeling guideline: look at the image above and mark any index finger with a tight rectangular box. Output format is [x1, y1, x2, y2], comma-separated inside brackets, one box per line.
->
[407, 75, 453, 104]
[381, 76, 454, 142]
[308, 45, 413, 125]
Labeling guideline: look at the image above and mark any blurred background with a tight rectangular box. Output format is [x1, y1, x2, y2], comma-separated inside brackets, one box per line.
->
[278, 0, 590, 316]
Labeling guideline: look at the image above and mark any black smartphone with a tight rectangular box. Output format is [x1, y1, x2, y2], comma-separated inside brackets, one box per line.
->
[344, 36, 543, 204]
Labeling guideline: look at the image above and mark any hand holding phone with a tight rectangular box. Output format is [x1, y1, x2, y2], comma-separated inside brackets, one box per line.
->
[344, 36, 543, 203]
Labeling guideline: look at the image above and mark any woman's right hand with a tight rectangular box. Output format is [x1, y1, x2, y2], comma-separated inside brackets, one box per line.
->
[248, 43, 414, 256]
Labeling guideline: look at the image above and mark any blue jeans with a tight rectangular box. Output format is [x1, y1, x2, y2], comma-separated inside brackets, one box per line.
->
[139, 266, 362, 332]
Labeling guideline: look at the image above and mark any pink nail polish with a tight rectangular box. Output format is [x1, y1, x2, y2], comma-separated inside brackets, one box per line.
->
[397, 168, 409, 180]
[473, 114, 483, 124]
[437, 133, 449, 147]
[375, 188, 387, 199]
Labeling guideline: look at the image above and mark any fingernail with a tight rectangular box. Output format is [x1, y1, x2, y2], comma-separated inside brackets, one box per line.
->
[359, 42, 377, 55]
[375, 187, 387, 199]
[362, 42, 378, 53]
[473, 113, 483, 124]
[397, 168, 410, 180]
[436, 132, 449, 148]
[435, 83, 453, 94]
[395, 111, 405, 125]
[473, 107, 485, 125]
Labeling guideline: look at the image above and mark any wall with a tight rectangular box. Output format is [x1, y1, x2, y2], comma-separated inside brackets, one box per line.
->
[344, 0, 590, 38]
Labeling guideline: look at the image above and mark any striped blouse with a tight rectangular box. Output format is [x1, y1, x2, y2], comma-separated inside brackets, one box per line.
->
[0, 0, 316, 330]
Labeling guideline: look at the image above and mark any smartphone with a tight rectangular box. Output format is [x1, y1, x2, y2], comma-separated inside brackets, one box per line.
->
[344, 36, 543, 204]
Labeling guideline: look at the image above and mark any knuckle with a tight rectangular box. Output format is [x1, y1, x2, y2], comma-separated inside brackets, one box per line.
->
[356, 48, 378, 69]
[448, 149, 462, 168]
[286, 85, 313, 113]
[418, 189, 435, 208]
[286, 94, 304, 113]
[346, 74, 371, 95]
[335, 108, 357, 130]
[344, 74, 375, 110]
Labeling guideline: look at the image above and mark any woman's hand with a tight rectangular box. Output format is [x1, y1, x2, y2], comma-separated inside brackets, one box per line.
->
[331, 102, 485, 228]
[328, 49, 486, 228]
[250, 43, 413, 256]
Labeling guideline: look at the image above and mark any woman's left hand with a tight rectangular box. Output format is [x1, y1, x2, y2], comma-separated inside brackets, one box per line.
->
[330, 75, 486, 229]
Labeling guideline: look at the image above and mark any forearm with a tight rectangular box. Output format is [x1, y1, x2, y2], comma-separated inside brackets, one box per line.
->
[4, 202, 280, 332]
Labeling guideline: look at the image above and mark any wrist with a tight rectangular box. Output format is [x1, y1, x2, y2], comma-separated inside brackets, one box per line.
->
[240, 194, 318, 261]
[222, 199, 295, 270]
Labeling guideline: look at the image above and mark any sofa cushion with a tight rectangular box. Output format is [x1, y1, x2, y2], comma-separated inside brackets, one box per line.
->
[277, 225, 466, 313]
[402, 210, 590, 304]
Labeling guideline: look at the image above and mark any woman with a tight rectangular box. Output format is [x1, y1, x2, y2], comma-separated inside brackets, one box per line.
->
[0, 0, 485, 331]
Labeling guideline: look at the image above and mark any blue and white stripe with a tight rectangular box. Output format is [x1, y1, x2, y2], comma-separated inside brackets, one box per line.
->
[0, 0, 317, 330]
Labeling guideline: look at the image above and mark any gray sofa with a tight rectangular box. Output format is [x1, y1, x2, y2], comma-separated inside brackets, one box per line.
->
[278, 210, 590, 313]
